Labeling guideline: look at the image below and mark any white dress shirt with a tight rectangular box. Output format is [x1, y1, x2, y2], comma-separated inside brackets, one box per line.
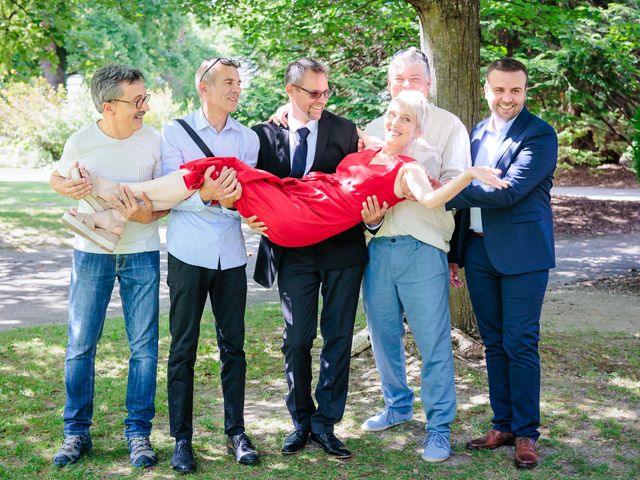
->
[365, 102, 471, 252]
[287, 115, 319, 175]
[161, 109, 259, 269]
[469, 113, 518, 233]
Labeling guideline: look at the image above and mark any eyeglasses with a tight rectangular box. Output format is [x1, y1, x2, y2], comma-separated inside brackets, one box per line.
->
[109, 93, 150, 110]
[293, 85, 332, 100]
[199, 58, 241, 83]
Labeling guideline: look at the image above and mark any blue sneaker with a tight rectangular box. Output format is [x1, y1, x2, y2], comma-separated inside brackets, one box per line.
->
[422, 431, 452, 463]
[53, 434, 92, 466]
[361, 408, 413, 432]
[128, 436, 158, 468]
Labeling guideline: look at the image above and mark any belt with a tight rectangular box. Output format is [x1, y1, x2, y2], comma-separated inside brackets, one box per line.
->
[472, 231, 485, 237]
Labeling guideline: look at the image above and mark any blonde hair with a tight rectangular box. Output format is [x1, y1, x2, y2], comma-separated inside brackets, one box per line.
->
[386, 90, 428, 133]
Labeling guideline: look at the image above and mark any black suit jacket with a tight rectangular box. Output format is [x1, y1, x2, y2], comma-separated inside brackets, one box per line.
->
[251, 110, 367, 288]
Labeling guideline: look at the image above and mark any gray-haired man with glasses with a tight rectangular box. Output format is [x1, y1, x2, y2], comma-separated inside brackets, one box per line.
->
[161, 57, 259, 473]
[251, 58, 366, 459]
[49, 64, 163, 468]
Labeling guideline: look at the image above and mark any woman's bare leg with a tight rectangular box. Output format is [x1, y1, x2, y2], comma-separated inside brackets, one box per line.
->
[121, 170, 194, 211]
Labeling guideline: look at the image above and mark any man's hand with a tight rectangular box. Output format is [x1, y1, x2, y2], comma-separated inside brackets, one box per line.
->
[361, 195, 388, 226]
[357, 128, 382, 150]
[245, 215, 268, 237]
[110, 186, 155, 224]
[449, 263, 463, 289]
[399, 170, 417, 201]
[199, 165, 238, 203]
[56, 161, 93, 199]
[429, 174, 444, 190]
[268, 103, 291, 127]
[154, 209, 170, 220]
[220, 183, 242, 209]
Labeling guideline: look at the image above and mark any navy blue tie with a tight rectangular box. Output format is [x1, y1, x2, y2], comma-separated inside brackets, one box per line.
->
[290, 127, 310, 178]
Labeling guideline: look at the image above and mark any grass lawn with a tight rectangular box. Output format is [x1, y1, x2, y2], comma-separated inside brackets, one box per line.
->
[0, 305, 638, 479]
[0, 181, 75, 248]
[0, 179, 638, 478]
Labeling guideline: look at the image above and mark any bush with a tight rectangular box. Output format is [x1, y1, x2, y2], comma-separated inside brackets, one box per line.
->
[0, 79, 188, 167]
[0, 79, 96, 166]
[632, 108, 640, 184]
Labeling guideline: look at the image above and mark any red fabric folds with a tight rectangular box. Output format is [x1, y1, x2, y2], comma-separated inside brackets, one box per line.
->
[179, 150, 411, 247]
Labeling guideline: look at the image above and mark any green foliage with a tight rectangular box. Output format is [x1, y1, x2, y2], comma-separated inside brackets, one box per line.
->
[481, 0, 640, 165]
[0, 79, 95, 164]
[632, 108, 640, 183]
[185, 0, 418, 127]
[0, 79, 187, 166]
[0, 0, 214, 105]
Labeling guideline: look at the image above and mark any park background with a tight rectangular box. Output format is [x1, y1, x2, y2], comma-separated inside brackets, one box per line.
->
[0, 0, 639, 478]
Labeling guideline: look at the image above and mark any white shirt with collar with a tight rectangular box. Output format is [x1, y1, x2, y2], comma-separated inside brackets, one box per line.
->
[469, 112, 519, 233]
[287, 115, 319, 176]
[161, 109, 259, 270]
[364, 102, 471, 252]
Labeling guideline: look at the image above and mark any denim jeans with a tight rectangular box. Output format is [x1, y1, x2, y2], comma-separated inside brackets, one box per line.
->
[63, 250, 159, 438]
[363, 236, 456, 433]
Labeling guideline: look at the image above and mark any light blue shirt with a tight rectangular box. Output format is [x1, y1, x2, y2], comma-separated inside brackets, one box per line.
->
[161, 109, 259, 269]
[287, 115, 319, 175]
[470, 113, 518, 233]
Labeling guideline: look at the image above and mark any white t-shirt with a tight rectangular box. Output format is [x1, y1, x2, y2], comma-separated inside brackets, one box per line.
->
[365, 103, 471, 252]
[57, 122, 161, 254]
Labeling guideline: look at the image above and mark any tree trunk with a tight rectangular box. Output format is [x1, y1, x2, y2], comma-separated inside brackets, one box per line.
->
[40, 42, 66, 88]
[406, 0, 481, 129]
[408, 0, 481, 338]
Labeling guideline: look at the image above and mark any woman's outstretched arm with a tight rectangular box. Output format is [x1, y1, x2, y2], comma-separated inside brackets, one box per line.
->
[397, 163, 509, 209]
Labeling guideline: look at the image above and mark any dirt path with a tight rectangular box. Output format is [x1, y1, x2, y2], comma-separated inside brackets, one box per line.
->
[1, 230, 638, 332]
[1, 167, 638, 333]
[0, 227, 279, 331]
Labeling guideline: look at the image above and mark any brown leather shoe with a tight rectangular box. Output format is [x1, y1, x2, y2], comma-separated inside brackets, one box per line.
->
[466, 429, 515, 450]
[514, 437, 538, 469]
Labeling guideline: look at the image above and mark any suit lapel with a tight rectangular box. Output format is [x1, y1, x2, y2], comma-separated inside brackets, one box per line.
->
[470, 120, 488, 166]
[275, 125, 292, 177]
[494, 107, 531, 174]
[310, 111, 330, 172]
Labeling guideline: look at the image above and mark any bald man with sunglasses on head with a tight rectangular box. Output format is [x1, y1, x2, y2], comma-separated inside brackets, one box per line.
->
[161, 57, 259, 473]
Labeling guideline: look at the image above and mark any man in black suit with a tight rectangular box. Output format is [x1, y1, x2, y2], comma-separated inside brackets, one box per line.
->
[251, 58, 367, 459]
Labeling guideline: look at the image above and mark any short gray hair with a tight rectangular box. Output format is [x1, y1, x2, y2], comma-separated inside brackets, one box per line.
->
[386, 90, 429, 133]
[388, 47, 431, 80]
[285, 58, 328, 85]
[90, 64, 144, 113]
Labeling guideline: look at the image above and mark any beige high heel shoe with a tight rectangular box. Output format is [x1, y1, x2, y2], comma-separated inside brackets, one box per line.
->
[61, 209, 125, 252]
[71, 167, 120, 213]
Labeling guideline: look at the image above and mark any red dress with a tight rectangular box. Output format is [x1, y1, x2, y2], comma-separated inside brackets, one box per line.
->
[180, 148, 412, 247]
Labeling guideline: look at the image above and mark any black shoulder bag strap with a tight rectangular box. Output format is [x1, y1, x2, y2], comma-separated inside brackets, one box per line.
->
[175, 118, 215, 158]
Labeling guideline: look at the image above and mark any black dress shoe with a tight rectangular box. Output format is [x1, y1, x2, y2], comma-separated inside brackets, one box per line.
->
[310, 432, 352, 459]
[282, 430, 309, 455]
[227, 432, 259, 465]
[171, 439, 196, 474]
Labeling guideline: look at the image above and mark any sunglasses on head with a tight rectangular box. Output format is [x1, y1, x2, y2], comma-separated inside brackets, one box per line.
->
[199, 58, 241, 83]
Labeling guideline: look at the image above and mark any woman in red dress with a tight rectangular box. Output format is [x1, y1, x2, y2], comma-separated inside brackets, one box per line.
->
[62, 91, 507, 252]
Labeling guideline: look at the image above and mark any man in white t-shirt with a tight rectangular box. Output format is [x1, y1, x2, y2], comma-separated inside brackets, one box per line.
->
[360, 47, 471, 463]
[49, 64, 165, 469]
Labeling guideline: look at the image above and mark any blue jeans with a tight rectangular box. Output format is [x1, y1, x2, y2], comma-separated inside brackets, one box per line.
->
[63, 250, 159, 438]
[363, 236, 456, 433]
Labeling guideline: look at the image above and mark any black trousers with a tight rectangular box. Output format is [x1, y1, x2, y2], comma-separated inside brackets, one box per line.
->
[277, 248, 364, 434]
[167, 254, 247, 439]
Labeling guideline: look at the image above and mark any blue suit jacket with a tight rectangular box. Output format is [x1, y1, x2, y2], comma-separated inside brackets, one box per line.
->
[447, 107, 558, 275]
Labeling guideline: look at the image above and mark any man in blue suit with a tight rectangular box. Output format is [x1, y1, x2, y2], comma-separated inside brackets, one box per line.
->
[447, 58, 557, 469]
